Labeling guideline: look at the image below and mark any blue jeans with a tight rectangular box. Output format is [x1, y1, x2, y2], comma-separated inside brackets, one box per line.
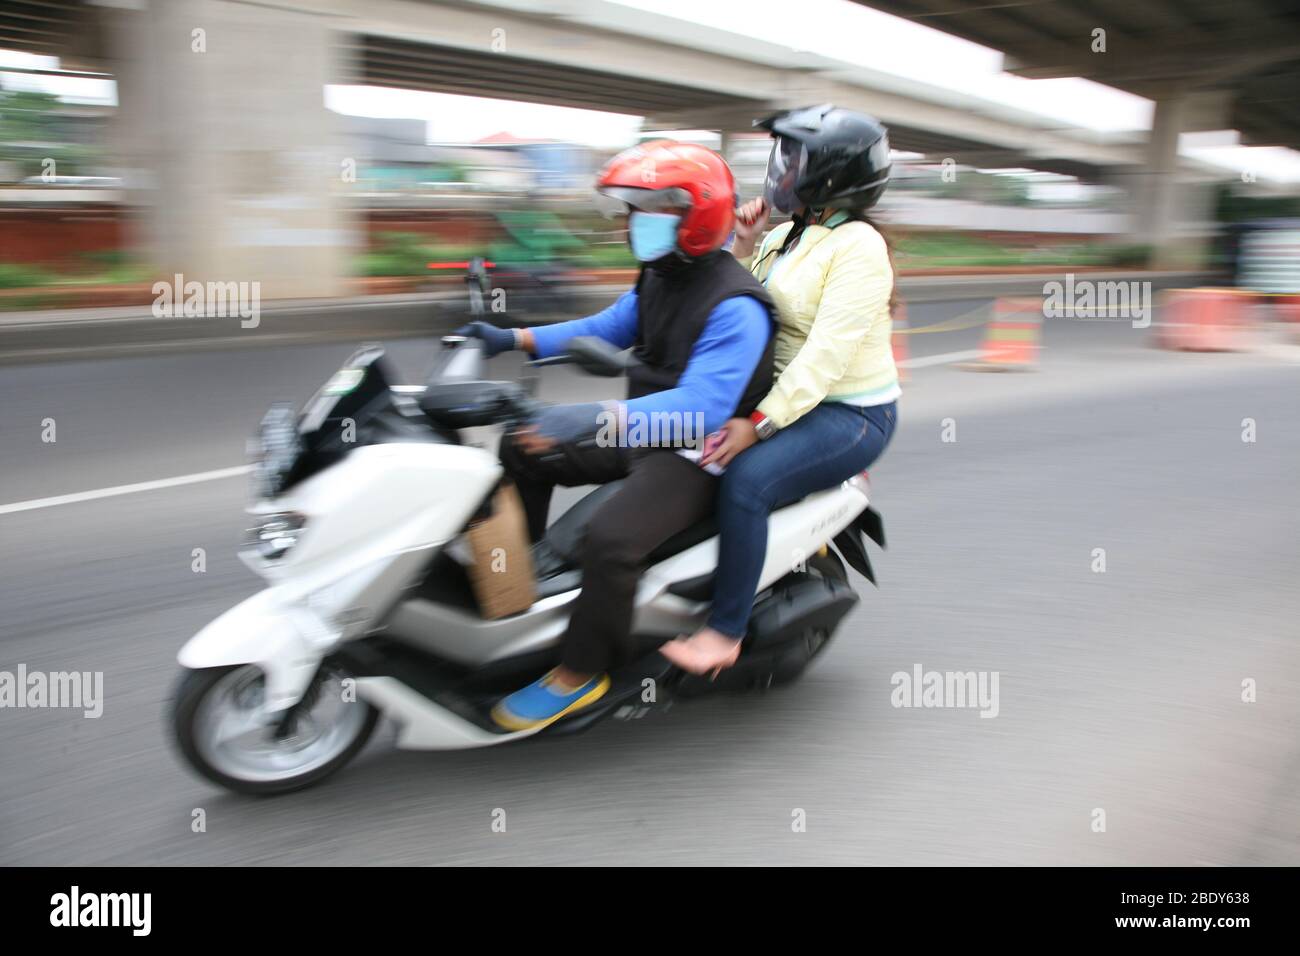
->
[707, 401, 898, 638]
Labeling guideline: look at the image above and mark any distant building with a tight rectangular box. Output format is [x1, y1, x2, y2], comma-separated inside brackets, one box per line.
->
[473, 132, 594, 191]
[339, 114, 448, 190]
[343, 115, 439, 165]
[337, 118, 595, 194]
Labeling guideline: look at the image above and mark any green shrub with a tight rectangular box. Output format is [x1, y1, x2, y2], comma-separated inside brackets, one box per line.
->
[0, 262, 56, 289]
[1103, 244, 1153, 268]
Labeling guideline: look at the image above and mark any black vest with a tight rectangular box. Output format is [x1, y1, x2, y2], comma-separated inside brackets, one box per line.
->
[626, 252, 776, 419]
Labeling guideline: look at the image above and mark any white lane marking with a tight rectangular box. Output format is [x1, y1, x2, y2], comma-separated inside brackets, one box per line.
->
[898, 349, 987, 369]
[0, 465, 251, 516]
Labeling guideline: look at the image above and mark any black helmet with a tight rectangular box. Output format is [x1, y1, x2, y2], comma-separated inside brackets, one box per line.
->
[755, 104, 890, 213]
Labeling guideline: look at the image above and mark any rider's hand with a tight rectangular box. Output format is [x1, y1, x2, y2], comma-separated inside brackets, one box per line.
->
[512, 426, 557, 456]
[454, 320, 517, 358]
[512, 401, 611, 456]
[730, 198, 770, 260]
[701, 416, 758, 468]
[527, 401, 612, 447]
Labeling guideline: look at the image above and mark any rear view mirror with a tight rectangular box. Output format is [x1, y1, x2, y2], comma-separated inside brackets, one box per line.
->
[427, 335, 484, 385]
[566, 336, 640, 377]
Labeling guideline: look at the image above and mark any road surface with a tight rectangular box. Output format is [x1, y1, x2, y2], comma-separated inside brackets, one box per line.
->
[2, 300, 1298, 865]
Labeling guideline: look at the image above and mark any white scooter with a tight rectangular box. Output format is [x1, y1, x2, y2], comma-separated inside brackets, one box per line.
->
[170, 335, 886, 794]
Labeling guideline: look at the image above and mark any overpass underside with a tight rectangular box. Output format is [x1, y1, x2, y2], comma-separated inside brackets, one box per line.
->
[855, 0, 1300, 152]
[854, 0, 1300, 266]
[2, 0, 1258, 292]
[345, 33, 767, 118]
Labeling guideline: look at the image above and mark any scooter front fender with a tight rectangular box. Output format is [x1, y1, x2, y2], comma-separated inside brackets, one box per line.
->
[177, 589, 335, 710]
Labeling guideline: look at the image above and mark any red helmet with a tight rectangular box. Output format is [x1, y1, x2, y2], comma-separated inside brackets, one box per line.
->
[595, 140, 736, 257]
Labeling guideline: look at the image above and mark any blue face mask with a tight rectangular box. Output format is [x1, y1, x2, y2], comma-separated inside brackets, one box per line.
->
[628, 211, 681, 262]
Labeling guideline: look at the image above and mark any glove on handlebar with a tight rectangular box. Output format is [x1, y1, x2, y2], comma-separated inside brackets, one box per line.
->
[454, 321, 517, 358]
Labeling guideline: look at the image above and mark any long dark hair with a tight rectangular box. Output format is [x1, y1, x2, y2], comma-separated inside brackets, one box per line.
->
[856, 212, 900, 318]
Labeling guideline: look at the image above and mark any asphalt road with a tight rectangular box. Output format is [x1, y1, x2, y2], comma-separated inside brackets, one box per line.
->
[2, 300, 1298, 865]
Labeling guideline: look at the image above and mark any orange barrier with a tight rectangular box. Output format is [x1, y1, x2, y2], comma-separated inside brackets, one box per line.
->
[963, 297, 1041, 371]
[1272, 295, 1300, 339]
[891, 300, 910, 382]
[1153, 288, 1250, 351]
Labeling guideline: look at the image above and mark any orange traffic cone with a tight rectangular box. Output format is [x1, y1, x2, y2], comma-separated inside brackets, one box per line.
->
[1154, 288, 1249, 351]
[891, 300, 910, 382]
[964, 297, 1041, 371]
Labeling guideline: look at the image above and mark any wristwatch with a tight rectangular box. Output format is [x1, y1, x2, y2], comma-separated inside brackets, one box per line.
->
[750, 410, 778, 441]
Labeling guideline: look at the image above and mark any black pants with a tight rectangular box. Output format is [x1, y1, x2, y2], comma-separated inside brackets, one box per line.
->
[500, 434, 717, 674]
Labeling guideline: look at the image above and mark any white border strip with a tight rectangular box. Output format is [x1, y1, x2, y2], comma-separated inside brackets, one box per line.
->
[898, 349, 986, 369]
[0, 465, 250, 516]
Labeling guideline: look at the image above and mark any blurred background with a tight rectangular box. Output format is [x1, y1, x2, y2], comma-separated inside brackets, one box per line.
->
[1, 0, 1298, 866]
[2, 0, 1299, 306]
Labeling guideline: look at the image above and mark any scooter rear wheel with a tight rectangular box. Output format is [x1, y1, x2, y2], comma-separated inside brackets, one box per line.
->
[764, 550, 847, 686]
[170, 662, 378, 796]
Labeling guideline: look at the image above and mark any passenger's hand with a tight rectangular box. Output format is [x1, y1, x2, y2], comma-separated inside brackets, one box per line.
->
[454, 320, 517, 357]
[730, 198, 770, 260]
[701, 416, 758, 468]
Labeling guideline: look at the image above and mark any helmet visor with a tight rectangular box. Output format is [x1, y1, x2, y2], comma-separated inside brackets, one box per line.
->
[594, 185, 693, 219]
[763, 136, 807, 213]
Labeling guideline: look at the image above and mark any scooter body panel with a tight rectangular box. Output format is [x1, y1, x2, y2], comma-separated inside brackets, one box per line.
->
[177, 588, 334, 711]
[354, 676, 542, 749]
[179, 442, 500, 708]
[638, 477, 870, 601]
[249, 442, 502, 588]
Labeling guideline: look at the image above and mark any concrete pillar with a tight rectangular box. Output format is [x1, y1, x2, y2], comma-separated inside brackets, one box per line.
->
[1126, 92, 1234, 270]
[1136, 93, 1187, 269]
[105, 0, 354, 298]
[719, 130, 735, 165]
[721, 128, 771, 203]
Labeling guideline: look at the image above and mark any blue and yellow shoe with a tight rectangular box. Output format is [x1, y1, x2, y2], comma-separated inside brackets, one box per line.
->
[491, 670, 611, 732]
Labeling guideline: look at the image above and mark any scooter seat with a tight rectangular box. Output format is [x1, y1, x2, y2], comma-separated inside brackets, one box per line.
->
[533, 481, 820, 602]
[539, 481, 624, 563]
[535, 480, 721, 576]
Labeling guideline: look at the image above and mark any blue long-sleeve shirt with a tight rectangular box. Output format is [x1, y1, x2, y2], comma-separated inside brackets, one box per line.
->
[529, 290, 770, 438]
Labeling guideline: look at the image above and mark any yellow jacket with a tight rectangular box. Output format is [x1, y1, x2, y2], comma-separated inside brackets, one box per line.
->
[744, 215, 898, 429]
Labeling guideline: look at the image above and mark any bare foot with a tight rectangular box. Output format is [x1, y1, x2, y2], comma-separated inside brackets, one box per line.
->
[659, 627, 743, 676]
[684, 627, 743, 655]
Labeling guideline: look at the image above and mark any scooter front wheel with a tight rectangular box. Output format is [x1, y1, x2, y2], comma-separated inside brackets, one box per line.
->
[169, 662, 378, 796]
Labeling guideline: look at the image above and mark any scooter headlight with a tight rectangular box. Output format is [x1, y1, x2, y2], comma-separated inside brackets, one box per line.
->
[248, 512, 308, 562]
[250, 404, 302, 500]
